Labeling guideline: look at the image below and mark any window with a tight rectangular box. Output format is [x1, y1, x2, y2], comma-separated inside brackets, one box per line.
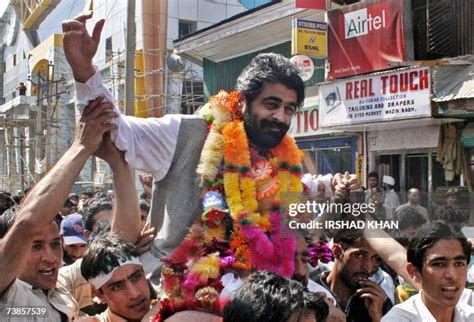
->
[105, 37, 113, 61]
[13, 54, 16, 66]
[178, 20, 197, 38]
[2, 61, 5, 74]
[180, 80, 204, 115]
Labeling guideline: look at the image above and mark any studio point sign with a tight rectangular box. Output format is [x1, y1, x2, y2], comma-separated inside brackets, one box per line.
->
[344, 8, 387, 39]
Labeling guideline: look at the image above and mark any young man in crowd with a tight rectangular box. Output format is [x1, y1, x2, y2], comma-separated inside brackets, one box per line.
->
[83, 199, 113, 234]
[397, 206, 428, 241]
[0, 97, 117, 320]
[79, 233, 153, 321]
[316, 229, 393, 322]
[382, 221, 474, 321]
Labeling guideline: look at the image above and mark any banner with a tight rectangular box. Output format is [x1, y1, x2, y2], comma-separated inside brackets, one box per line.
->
[327, 0, 406, 79]
[319, 67, 431, 127]
[292, 19, 328, 58]
[295, 0, 326, 10]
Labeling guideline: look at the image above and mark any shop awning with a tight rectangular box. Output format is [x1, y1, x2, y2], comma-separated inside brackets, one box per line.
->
[432, 60, 474, 103]
[432, 55, 474, 118]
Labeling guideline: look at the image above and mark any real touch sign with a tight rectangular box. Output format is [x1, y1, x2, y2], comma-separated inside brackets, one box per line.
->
[319, 67, 431, 128]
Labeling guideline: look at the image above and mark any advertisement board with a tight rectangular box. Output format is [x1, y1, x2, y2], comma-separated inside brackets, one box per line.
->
[320, 67, 431, 127]
[292, 19, 328, 58]
[327, 0, 407, 79]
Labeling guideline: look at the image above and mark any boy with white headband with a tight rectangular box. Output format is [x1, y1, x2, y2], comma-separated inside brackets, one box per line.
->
[80, 233, 151, 321]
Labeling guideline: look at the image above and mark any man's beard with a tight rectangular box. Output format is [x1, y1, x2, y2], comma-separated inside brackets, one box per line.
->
[243, 111, 290, 149]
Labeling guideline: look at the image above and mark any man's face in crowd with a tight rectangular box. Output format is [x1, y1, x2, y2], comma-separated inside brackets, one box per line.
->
[292, 234, 310, 287]
[19, 222, 62, 290]
[368, 177, 378, 189]
[410, 239, 468, 310]
[408, 190, 420, 204]
[447, 195, 459, 207]
[92, 209, 113, 232]
[336, 238, 381, 291]
[140, 209, 148, 231]
[243, 83, 297, 149]
[63, 242, 88, 263]
[98, 264, 151, 321]
[371, 191, 384, 207]
[401, 226, 420, 241]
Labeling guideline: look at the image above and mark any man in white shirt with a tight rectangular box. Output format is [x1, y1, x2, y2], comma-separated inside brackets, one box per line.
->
[382, 175, 400, 218]
[382, 221, 474, 321]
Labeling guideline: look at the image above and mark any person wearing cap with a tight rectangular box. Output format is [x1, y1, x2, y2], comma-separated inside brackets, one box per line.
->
[61, 214, 89, 266]
[383, 175, 400, 218]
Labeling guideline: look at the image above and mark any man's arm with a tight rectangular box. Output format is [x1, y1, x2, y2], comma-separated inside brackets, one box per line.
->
[94, 133, 141, 243]
[62, 13, 182, 181]
[0, 99, 117, 293]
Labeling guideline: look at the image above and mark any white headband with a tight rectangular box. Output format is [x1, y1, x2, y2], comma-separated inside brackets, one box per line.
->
[89, 256, 142, 289]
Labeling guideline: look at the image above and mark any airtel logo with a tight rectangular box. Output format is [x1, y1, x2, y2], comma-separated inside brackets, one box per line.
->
[344, 8, 386, 39]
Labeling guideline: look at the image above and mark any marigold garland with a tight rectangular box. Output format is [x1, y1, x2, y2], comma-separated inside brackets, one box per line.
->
[155, 90, 305, 321]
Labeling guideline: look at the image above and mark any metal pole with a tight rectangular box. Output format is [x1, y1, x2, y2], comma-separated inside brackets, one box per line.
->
[125, 0, 136, 116]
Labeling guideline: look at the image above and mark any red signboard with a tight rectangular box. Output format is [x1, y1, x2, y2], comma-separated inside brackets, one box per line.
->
[295, 0, 326, 10]
[327, 0, 406, 79]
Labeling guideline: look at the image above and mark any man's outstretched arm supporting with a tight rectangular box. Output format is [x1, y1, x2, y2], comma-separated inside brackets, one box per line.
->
[63, 12, 181, 181]
[94, 132, 141, 243]
[0, 98, 117, 293]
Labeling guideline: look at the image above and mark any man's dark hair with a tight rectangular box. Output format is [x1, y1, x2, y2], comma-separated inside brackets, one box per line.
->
[0, 190, 15, 215]
[0, 206, 18, 238]
[81, 232, 139, 283]
[368, 172, 379, 180]
[84, 198, 112, 231]
[435, 206, 466, 224]
[139, 200, 150, 214]
[303, 291, 329, 322]
[223, 270, 305, 322]
[235, 53, 305, 107]
[332, 227, 365, 250]
[407, 221, 471, 271]
[81, 188, 94, 198]
[0, 207, 61, 239]
[397, 206, 427, 231]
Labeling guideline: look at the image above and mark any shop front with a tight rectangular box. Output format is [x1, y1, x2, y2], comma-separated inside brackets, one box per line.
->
[318, 66, 461, 198]
[289, 90, 360, 176]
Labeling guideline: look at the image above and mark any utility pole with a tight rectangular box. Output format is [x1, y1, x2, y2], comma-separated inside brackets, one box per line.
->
[125, 0, 136, 116]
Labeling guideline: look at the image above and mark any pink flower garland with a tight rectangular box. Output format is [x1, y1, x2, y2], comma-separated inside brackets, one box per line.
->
[240, 211, 296, 277]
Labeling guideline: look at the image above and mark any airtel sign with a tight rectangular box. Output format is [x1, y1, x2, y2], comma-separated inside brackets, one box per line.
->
[344, 8, 387, 39]
[328, 0, 407, 79]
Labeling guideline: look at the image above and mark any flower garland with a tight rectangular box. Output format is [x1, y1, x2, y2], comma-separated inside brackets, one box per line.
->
[154, 90, 304, 321]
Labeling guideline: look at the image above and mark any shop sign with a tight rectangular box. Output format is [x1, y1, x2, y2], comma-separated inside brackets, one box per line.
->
[327, 0, 407, 79]
[290, 55, 315, 82]
[291, 19, 328, 58]
[295, 0, 326, 10]
[289, 104, 334, 138]
[319, 67, 431, 127]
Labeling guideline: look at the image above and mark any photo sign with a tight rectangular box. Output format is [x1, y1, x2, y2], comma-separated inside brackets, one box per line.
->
[319, 67, 431, 127]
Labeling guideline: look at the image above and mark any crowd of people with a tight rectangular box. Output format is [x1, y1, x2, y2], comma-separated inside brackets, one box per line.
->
[0, 12, 473, 322]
